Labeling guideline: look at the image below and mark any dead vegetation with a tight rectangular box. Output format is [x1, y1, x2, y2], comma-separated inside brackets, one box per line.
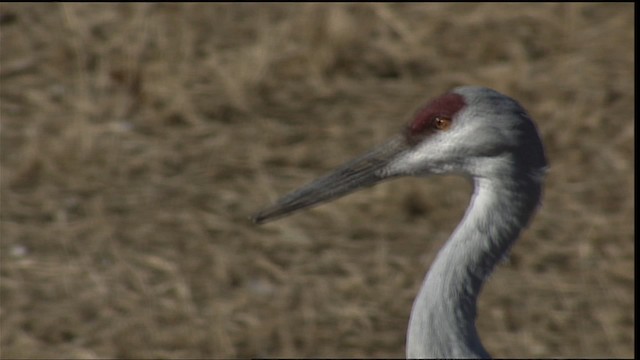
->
[0, 3, 634, 358]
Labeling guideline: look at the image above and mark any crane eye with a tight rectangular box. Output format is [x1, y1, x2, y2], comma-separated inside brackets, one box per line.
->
[433, 116, 451, 130]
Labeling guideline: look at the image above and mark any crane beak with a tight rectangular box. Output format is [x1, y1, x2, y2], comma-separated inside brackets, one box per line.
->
[251, 136, 410, 224]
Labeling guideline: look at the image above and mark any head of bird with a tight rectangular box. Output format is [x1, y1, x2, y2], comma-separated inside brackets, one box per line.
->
[386, 86, 548, 182]
[252, 86, 548, 224]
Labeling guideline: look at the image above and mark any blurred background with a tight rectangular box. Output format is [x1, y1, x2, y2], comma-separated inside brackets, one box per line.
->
[0, 3, 634, 358]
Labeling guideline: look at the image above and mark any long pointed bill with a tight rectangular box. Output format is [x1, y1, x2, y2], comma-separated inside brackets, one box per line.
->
[252, 136, 410, 224]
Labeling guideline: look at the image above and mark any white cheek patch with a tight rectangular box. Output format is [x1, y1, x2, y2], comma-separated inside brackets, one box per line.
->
[386, 119, 483, 177]
[383, 138, 449, 176]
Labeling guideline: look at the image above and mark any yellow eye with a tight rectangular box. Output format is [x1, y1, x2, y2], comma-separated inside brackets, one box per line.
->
[433, 116, 451, 130]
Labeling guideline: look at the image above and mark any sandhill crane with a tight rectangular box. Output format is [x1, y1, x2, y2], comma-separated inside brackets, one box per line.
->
[251, 86, 547, 358]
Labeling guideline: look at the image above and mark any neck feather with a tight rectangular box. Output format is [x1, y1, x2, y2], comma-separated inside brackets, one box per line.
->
[406, 174, 542, 359]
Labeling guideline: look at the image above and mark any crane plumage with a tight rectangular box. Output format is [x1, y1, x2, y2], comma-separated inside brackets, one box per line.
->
[252, 86, 547, 358]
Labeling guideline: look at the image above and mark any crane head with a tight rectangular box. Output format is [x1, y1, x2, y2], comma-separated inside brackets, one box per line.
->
[252, 86, 547, 224]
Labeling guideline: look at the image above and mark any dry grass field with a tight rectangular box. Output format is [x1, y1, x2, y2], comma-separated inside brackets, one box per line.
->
[0, 3, 634, 359]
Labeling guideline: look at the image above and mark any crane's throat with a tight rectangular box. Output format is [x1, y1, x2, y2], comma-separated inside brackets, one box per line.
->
[406, 176, 543, 359]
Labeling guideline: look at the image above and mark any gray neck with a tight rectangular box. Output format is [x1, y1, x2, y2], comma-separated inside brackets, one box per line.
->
[406, 174, 542, 359]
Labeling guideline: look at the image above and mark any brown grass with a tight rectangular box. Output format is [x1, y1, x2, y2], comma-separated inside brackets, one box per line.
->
[0, 3, 634, 358]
